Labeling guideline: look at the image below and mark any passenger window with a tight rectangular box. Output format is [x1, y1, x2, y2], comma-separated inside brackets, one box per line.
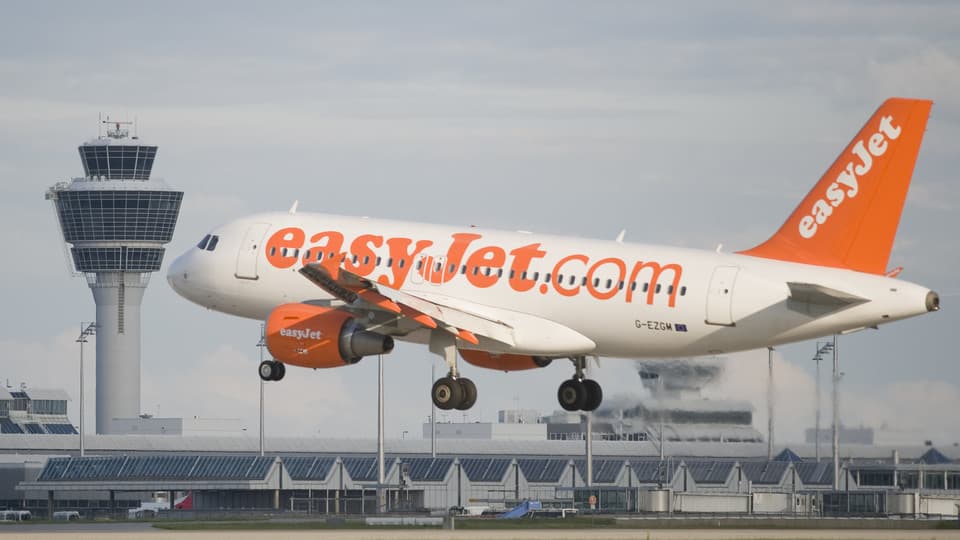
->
[435, 261, 442, 272]
[581, 277, 587, 286]
[461, 265, 467, 275]
[656, 284, 662, 293]
[364, 256, 370, 265]
[618, 281, 624, 290]
[304, 250, 311, 260]
[387, 258, 393, 267]
[631, 282, 637, 292]
[290, 248, 298, 258]
[510, 270, 516, 279]
[352, 255, 359, 264]
[281, 247, 288, 257]
[643, 283, 649, 292]
[532, 272, 539, 281]
[605, 279, 612, 289]
[521, 271, 528, 280]
[544, 273, 551, 283]
[269, 247, 276, 257]
[667, 285, 674, 294]
[557, 274, 563, 283]
[415, 259, 422, 270]
[593, 278, 599, 288]
[497, 269, 503, 278]
[399, 259, 406, 268]
[376, 256, 382, 266]
[569, 275, 576, 286]
[197, 234, 211, 250]
[449, 263, 456, 274]
[680, 286, 687, 296]
[473, 267, 479, 276]
[317, 251, 323, 261]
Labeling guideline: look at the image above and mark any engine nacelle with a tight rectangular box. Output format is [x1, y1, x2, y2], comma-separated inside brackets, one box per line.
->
[265, 303, 394, 369]
[459, 349, 552, 372]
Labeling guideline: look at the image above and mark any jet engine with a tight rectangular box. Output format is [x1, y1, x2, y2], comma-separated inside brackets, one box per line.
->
[265, 303, 393, 368]
[459, 349, 552, 371]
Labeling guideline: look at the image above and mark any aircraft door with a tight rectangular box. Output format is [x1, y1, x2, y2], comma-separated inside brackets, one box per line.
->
[705, 265, 739, 326]
[235, 222, 271, 280]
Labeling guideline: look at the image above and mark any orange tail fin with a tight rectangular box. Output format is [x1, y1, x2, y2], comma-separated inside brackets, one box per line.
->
[738, 98, 932, 274]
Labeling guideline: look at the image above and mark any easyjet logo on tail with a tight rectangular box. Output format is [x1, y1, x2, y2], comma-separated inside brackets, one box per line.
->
[264, 228, 685, 307]
[798, 115, 902, 239]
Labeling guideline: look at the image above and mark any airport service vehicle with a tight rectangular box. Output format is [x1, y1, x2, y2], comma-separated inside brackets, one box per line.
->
[168, 98, 939, 412]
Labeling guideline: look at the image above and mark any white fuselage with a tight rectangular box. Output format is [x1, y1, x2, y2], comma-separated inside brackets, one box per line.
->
[168, 211, 935, 359]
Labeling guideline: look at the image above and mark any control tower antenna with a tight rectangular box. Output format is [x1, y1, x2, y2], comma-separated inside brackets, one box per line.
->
[45, 115, 183, 434]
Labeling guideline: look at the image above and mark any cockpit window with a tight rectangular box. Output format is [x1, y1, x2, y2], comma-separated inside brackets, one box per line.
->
[197, 234, 211, 250]
[206, 235, 220, 251]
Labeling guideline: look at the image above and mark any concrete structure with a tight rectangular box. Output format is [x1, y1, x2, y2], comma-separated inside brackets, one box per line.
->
[46, 120, 182, 434]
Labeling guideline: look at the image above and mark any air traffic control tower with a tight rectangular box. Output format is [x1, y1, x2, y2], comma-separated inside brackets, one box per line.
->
[46, 120, 183, 434]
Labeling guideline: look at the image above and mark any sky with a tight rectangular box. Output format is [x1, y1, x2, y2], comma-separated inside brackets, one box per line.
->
[1, 1, 958, 446]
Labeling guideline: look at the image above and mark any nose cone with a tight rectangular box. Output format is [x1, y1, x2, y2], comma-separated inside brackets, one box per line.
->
[166, 249, 192, 300]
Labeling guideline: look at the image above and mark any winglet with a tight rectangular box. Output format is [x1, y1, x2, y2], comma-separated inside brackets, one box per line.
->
[738, 98, 933, 275]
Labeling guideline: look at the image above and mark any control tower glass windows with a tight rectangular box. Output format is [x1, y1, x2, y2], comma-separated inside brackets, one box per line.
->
[55, 190, 182, 243]
[71, 247, 166, 272]
[79, 145, 157, 180]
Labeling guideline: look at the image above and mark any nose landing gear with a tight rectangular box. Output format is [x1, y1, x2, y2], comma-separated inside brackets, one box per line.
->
[557, 356, 602, 411]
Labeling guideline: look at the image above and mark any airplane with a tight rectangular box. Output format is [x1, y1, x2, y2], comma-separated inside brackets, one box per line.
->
[168, 98, 940, 413]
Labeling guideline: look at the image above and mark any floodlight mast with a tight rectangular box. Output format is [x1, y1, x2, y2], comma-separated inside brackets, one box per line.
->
[812, 341, 833, 463]
[75, 322, 97, 457]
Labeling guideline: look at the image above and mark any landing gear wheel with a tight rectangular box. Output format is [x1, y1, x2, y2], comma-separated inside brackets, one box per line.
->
[259, 360, 285, 381]
[457, 378, 477, 410]
[582, 379, 603, 411]
[432, 377, 464, 410]
[558, 379, 587, 411]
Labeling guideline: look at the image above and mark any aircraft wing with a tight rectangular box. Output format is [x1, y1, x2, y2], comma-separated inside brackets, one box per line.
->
[298, 263, 595, 355]
[298, 263, 514, 346]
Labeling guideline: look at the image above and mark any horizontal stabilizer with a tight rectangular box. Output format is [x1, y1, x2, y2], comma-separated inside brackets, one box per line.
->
[787, 282, 868, 311]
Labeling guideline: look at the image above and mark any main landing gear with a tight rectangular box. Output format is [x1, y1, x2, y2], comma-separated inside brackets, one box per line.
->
[259, 360, 285, 381]
[431, 376, 477, 410]
[429, 332, 477, 410]
[557, 356, 602, 411]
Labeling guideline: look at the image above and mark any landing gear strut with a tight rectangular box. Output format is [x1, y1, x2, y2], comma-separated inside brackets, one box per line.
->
[557, 356, 602, 411]
[429, 332, 477, 410]
[259, 360, 285, 381]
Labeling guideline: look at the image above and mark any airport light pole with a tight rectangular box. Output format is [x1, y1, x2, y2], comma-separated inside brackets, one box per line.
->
[832, 334, 840, 490]
[812, 341, 833, 463]
[430, 364, 436, 458]
[75, 322, 96, 457]
[767, 347, 774, 461]
[256, 324, 266, 457]
[377, 353, 385, 513]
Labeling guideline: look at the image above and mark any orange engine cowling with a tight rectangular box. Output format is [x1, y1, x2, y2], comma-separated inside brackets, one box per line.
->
[265, 303, 394, 369]
[459, 349, 552, 372]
